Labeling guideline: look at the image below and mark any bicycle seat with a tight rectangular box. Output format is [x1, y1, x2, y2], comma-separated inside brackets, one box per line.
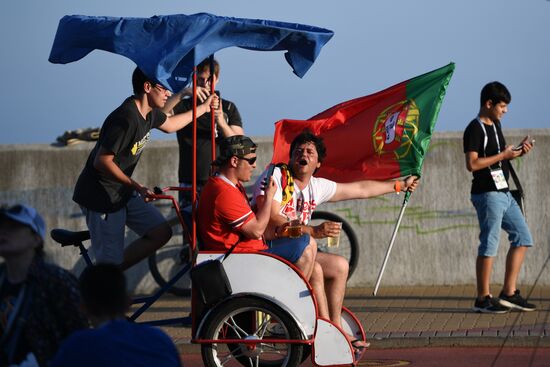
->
[50, 228, 90, 247]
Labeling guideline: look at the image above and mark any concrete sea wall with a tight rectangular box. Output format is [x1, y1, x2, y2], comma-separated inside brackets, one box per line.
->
[1, 129, 548, 293]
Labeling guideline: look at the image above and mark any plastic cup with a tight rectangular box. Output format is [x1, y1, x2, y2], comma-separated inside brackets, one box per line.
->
[327, 222, 342, 248]
[287, 220, 302, 238]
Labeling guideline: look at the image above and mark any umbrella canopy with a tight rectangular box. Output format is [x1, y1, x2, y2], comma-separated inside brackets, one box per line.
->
[49, 12, 334, 91]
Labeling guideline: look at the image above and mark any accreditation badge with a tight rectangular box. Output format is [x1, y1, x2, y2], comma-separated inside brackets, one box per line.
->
[490, 169, 509, 190]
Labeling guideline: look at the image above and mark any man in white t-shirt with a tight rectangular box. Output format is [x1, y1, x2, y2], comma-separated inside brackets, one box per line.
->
[253, 130, 418, 349]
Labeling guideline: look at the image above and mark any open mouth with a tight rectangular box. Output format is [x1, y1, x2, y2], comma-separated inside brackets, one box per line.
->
[298, 159, 308, 166]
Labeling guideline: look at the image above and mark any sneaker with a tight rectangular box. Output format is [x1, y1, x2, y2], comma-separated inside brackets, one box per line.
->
[473, 295, 510, 314]
[498, 290, 536, 311]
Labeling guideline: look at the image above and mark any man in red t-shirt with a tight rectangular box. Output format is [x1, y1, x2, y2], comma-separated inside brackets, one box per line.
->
[198, 136, 329, 318]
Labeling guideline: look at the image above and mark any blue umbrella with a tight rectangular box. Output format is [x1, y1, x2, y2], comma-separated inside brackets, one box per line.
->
[48, 12, 334, 91]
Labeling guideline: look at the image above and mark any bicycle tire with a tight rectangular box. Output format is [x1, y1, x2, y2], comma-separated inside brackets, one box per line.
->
[310, 211, 359, 279]
[201, 296, 304, 367]
[148, 216, 192, 296]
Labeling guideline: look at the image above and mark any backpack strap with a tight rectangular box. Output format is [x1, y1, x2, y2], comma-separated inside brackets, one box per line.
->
[508, 160, 524, 196]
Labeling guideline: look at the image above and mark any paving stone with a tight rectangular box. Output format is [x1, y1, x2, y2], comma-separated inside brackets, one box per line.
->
[481, 330, 498, 337]
[450, 330, 467, 337]
[389, 332, 406, 338]
[420, 331, 436, 337]
[466, 330, 482, 337]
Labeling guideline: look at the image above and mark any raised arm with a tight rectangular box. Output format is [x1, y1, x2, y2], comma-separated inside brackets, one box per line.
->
[157, 94, 217, 133]
[214, 98, 244, 138]
[330, 176, 419, 202]
[161, 86, 210, 117]
[240, 177, 276, 239]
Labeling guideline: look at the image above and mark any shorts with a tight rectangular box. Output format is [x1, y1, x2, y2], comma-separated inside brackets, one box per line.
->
[264, 234, 310, 263]
[471, 191, 533, 257]
[82, 193, 167, 264]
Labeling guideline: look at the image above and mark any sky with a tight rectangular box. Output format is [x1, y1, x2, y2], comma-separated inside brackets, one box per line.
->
[0, 0, 549, 145]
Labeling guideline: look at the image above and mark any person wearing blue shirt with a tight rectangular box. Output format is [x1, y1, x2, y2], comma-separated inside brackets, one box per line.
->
[50, 264, 182, 367]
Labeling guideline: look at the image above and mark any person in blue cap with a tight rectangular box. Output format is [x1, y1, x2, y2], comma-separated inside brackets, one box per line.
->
[0, 204, 87, 367]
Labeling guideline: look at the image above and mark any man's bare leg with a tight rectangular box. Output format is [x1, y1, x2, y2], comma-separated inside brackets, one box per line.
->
[476, 255, 494, 299]
[309, 262, 329, 319]
[293, 238, 317, 280]
[120, 223, 172, 270]
[316, 251, 368, 348]
[502, 246, 527, 296]
[316, 251, 348, 325]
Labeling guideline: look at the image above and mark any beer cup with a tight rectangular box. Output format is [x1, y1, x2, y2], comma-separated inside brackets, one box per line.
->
[327, 222, 342, 247]
[287, 219, 302, 238]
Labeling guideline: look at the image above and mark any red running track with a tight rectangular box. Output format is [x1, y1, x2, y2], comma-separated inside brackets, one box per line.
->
[180, 347, 550, 367]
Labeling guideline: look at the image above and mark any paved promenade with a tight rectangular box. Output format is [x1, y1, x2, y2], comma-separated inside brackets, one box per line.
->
[131, 284, 550, 351]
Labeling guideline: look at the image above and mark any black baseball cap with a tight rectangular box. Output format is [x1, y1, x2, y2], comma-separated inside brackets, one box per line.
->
[213, 135, 257, 166]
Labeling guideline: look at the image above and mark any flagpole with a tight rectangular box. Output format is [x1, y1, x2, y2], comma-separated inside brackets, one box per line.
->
[373, 190, 412, 296]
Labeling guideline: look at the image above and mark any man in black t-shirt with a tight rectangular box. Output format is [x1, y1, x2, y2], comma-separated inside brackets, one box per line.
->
[463, 81, 535, 313]
[162, 58, 244, 205]
[73, 67, 217, 270]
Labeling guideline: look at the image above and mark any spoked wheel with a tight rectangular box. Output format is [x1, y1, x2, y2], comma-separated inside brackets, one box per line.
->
[148, 216, 192, 296]
[310, 211, 359, 279]
[201, 296, 304, 367]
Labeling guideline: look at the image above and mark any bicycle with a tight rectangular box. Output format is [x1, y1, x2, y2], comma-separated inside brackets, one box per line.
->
[149, 209, 359, 297]
[51, 186, 193, 325]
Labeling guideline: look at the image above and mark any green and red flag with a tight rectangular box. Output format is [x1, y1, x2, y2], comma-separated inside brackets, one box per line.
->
[271, 63, 455, 182]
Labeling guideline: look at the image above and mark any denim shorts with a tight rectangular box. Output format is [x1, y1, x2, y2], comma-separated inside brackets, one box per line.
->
[264, 234, 310, 263]
[471, 191, 533, 257]
[82, 193, 167, 264]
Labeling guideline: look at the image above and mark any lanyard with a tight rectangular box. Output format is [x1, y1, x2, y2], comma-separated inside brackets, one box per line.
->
[0, 273, 27, 344]
[476, 117, 502, 169]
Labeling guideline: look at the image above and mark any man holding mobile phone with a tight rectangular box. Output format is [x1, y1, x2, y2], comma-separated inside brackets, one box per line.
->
[463, 81, 536, 313]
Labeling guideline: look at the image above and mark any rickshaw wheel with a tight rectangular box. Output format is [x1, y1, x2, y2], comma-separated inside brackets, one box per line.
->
[201, 296, 304, 367]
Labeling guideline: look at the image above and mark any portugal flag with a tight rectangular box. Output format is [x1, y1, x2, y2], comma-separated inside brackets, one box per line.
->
[271, 63, 455, 182]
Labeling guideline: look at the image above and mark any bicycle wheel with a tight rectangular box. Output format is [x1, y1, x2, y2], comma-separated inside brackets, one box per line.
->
[201, 296, 304, 367]
[148, 216, 192, 296]
[310, 211, 359, 279]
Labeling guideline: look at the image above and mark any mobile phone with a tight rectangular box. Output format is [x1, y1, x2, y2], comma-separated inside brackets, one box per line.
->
[513, 138, 536, 151]
[214, 90, 220, 98]
[263, 164, 276, 189]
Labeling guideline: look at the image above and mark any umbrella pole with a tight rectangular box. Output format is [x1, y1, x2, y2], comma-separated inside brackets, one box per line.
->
[209, 55, 216, 165]
[191, 68, 197, 254]
[373, 191, 411, 296]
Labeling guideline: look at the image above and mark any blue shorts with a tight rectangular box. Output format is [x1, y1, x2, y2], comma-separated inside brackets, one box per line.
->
[82, 193, 167, 264]
[471, 191, 533, 257]
[263, 234, 310, 263]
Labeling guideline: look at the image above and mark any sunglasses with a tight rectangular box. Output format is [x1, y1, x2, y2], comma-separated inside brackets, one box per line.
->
[238, 156, 257, 165]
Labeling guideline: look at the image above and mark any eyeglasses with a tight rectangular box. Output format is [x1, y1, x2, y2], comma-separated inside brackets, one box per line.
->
[238, 156, 257, 165]
[154, 83, 169, 93]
